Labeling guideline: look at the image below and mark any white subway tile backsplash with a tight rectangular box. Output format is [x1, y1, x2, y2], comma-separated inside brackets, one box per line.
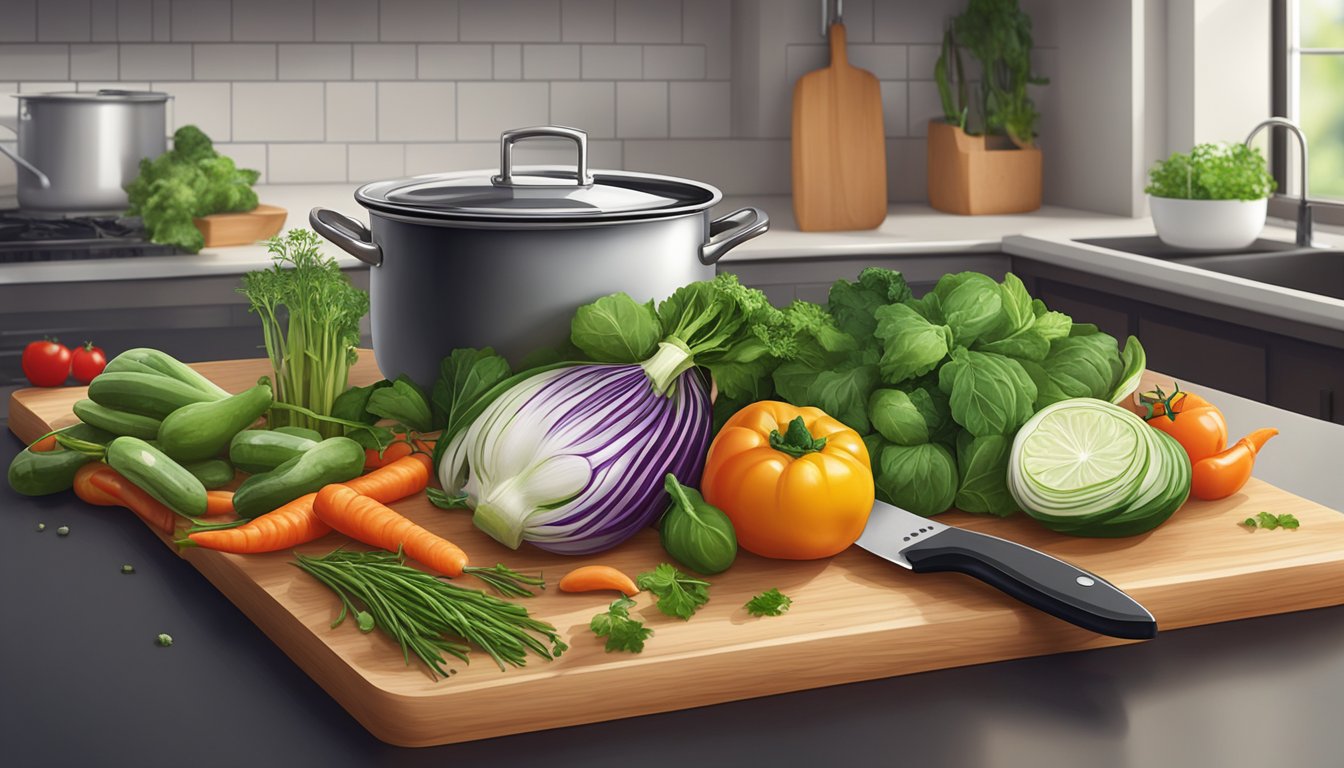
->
[419, 45, 495, 81]
[562, 0, 614, 43]
[69, 45, 118, 82]
[1, 0, 37, 43]
[17, 81, 76, 93]
[624, 139, 789, 195]
[77, 82, 150, 92]
[0, 45, 67, 81]
[121, 44, 192, 80]
[457, 81, 549, 140]
[234, 0, 315, 42]
[850, 45, 907, 80]
[279, 45, 353, 80]
[682, 0, 729, 79]
[38, 0, 90, 42]
[880, 80, 908, 138]
[785, 45, 828, 87]
[840, 0, 876, 43]
[615, 0, 680, 44]
[170, 0, 231, 42]
[233, 82, 325, 141]
[907, 80, 944, 138]
[887, 138, 926, 202]
[325, 82, 376, 141]
[524, 45, 580, 80]
[405, 139, 620, 174]
[615, 81, 666, 138]
[669, 81, 729, 138]
[581, 45, 641, 79]
[378, 81, 455, 141]
[158, 81, 232, 141]
[193, 45, 276, 81]
[268, 143, 347, 183]
[493, 45, 522, 80]
[348, 143, 405, 181]
[550, 81, 615, 138]
[152, 0, 171, 42]
[380, 0, 460, 43]
[315, 0, 379, 42]
[461, 0, 560, 43]
[875, 0, 956, 44]
[90, 2, 117, 42]
[908, 45, 940, 81]
[214, 142, 267, 182]
[353, 45, 415, 80]
[117, 0, 153, 42]
[643, 45, 704, 80]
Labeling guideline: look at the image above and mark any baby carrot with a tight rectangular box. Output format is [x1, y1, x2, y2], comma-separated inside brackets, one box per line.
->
[558, 565, 639, 596]
[87, 467, 177, 535]
[73, 463, 122, 507]
[345, 453, 432, 499]
[30, 434, 59, 452]
[313, 483, 468, 577]
[205, 490, 236, 518]
[188, 493, 329, 553]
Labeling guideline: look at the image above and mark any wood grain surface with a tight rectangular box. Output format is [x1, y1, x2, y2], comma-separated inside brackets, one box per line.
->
[10, 356, 1344, 747]
[791, 22, 887, 232]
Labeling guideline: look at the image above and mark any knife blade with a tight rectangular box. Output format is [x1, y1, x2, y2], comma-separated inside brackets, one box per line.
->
[854, 500, 1157, 640]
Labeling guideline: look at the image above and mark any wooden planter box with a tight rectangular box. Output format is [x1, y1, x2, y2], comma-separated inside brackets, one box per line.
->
[194, 204, 288, 248]
[927, 121, 1042, 215]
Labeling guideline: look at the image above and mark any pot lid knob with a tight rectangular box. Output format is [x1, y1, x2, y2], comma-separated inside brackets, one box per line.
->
[492, 125, 594, 188]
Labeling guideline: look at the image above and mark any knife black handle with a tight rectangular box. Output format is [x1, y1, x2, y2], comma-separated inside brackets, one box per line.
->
[903, 527, 1157, 640]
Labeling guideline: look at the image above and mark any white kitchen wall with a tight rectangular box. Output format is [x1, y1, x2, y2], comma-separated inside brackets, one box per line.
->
[0, 0, 1071, 204]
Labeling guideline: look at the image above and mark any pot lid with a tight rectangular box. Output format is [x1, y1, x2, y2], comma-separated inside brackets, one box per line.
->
[355, 125, 721, 222]
[13, 89, 171, 103]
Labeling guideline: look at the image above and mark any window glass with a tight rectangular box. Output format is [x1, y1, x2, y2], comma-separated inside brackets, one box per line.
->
[1295, 0, 1344, 200]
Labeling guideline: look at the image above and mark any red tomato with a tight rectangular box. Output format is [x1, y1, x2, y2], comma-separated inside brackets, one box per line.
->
[21, 339, 72, 387]
[70, 342, 108, 384]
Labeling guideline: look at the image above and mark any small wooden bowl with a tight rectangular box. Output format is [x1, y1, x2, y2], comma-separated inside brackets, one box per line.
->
[194, 204, 288, 248]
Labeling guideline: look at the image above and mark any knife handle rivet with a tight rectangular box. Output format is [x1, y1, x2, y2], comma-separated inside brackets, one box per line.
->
[902, 536, 909, 541]
[1076, 576, 1096, 587]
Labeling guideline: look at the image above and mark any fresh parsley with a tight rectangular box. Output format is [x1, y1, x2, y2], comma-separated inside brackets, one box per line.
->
[1240, 512, 1300, 530]
[636, 563, 710, 621]
[590, 597, 652, 653]
[744, 588, 793, 617]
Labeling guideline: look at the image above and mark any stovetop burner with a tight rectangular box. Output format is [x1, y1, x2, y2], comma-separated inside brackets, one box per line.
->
[0, 211, 185, 262]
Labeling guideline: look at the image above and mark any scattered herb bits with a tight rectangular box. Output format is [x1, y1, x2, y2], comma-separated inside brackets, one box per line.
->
[36, 522, 45, 532]
[1240, 512, 1300, 530]
[745, 588, 793, 617]
[590, 597, 653, 653]
[56, 525, 70, 536]
[156, 633, 173, 647]
[121, 564, 136, 574]
[636, 564, 710, 621]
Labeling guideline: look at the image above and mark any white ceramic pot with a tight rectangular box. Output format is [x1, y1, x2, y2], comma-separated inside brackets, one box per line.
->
[1148, 196, 1268, 251]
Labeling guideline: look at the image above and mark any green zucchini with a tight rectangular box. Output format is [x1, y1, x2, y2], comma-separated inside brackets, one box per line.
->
[155, 383, 273, 462]
[72, 399, 163, 440]
[273, 426, 323, 442]
[106, 436, 208, 517]
[228, 429, 319, 475]
[105, 348, 229, 399]
[87, 372, 221, 419]
[183, 458, 236, 490]
[8, 441, 97, 497]
[232, 436, 365, 519]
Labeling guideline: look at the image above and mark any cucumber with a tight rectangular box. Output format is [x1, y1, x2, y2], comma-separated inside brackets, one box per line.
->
[105, 348, 229, 399]
[232, 437, 365, 519]
[88, 372, 221, 420]
[8, 441, 97, 496]
[73, 399, 163, 441]
[273, 426, 323, 442]
[183, 458, 236, 490]
[155, 383, 273, 462]
[106, 436, 208, 518]
[229, 429, 319, 475]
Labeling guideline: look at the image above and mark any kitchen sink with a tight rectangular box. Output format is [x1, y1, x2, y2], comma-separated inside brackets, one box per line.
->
[1076, 236, 1342, 301]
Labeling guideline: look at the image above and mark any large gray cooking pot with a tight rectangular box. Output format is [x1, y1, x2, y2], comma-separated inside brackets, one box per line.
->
[311, 125, 769, 388]
[0, 89, 170, 213]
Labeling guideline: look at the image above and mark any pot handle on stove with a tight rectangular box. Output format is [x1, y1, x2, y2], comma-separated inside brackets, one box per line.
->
[0, 144, 51, 189]
[309, 207, 383, 267]
[700, 207, 770, 265]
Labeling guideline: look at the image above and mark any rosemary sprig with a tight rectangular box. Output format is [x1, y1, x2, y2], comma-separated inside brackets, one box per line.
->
[292, 548, 566, 678]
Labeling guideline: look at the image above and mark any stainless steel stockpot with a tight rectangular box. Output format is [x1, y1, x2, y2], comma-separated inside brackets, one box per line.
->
[0, 90, 170, 213]
[311, 125, 770, 387]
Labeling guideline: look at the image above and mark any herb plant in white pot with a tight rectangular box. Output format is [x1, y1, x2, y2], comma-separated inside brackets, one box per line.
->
[1145, 142, 1276, 250]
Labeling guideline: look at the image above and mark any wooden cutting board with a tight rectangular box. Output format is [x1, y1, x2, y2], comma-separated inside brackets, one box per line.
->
[791, 22, 887, 232]
[10, 356, 1344, 747]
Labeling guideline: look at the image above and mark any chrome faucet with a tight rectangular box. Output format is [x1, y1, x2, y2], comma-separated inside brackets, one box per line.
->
[1245, 117, 1312, 247]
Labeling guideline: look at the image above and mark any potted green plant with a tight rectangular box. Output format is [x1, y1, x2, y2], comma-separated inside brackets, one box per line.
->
[928, 0, 1048, 215]
[1145, 142, 1276, 250]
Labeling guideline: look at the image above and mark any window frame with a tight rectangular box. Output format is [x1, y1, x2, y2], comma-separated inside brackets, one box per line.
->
[1270, 0, 1344, 227]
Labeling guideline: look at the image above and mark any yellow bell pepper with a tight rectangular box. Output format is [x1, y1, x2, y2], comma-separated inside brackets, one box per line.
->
[700, 401, 874, 560]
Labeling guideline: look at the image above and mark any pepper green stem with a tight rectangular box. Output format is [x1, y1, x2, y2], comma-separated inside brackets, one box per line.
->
[640, 338, 695, 397]
[768, 416, 828, 458]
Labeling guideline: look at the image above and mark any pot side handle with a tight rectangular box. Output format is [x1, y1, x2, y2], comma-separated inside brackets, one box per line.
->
[309, 207, 383, 267]
[700, 207, 770, 265]
[0, 144, 51, 189]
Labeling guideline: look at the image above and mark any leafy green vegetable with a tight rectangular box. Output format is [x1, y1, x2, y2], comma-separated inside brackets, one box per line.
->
[571, 293, 662, 363]
[589, 597, 653, 653]
[744, 588, 793, 617]
[366, 377, 432, 433]
[635, 563, 710, 621]
[430, 347, 512, 433]
[659, 474, 738, 575]
[773, 358, 879, 434]
[874, 303, 953, 383]
[868, 388, 930, 445]
[1030, 332, 1123, 408]
[1241, 512, 1300, 530]
[954, 433, 1018, 516]
[125, 125, 261, 252]
[933, 271, 1003, 346]
[1146, 142, 1276, 200]
[937, 348, 1037, 437]
[869, 440, 958, 517]
[827, 267, 912, 342]
[239, 229, 370, 438]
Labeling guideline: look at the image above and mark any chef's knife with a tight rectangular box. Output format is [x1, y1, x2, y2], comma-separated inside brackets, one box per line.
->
[854, 500, 1157, 640]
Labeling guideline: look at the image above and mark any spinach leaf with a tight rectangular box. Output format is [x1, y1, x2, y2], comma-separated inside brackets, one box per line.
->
[331, 380, 391, 425]
[827, 268, 912, 342]
[974, 326, 1050, 362]
[937, 348, 1037, 437]
[1030, 299, 1073, 341]
[868, 388, 930, 446]
[773, 358, 879, 434]
[1033, 332, 1123, 407]
[870, 440, 958, 517]
[571, 292, 662, 363]
[429, 348, 512, 432]
[873, 303, 953, 384]
[933, 272, 1003, 345]
[367, 376, 432, 433]
[1108, 335, 1147, 403]
[954, 432, 1018, 516]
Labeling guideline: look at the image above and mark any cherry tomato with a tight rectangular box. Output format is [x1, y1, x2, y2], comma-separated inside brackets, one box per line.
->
[70, 342, 108, 385]
[21, 339, 72, 387]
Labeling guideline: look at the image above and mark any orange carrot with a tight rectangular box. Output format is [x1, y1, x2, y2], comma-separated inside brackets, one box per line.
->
[188, 493, 330, 553]
[88, 468, 177, 535]
[30, 434, 59, 452]
[73, 463, 122, 507]
[205, 490, 236, 518]
[187, 454, 431, 554]
[364, 435, 436, 469]
[313, 483, 468, 577]
[558, 565, 639, 596]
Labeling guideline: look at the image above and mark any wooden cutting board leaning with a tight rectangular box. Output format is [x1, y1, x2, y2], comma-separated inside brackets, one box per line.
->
[791, 21, 888, 232]
[10, 355, 1344, 747]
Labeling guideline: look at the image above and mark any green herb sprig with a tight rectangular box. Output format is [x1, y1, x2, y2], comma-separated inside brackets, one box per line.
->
[1146, 142, 1276, 201]
[745, 588, 793, 617]
[589, 597, 652, 653]
[1240, 512, 1300, 531]
[636, 564, 710, 620]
